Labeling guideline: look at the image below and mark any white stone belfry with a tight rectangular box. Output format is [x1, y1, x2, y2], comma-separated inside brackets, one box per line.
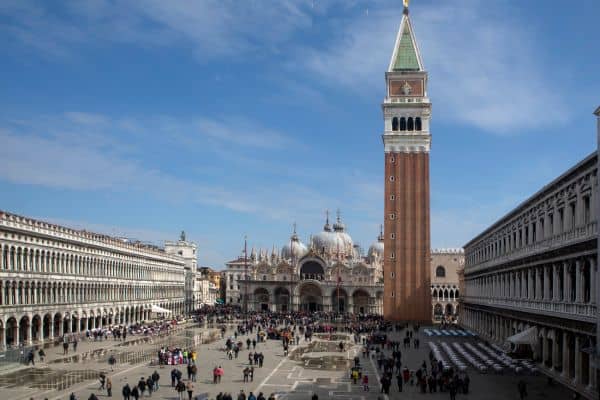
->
[382, 5, 431, 154]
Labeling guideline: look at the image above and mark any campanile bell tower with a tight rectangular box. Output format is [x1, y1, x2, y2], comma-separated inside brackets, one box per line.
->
[382, 1, 431, 322]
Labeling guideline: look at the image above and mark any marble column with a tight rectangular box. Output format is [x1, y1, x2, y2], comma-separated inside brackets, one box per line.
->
[544, 265, 550, 301]
[590, 257, 596, 304]
[58, 318, 64, 338]
[552, 329, 560, 371]
[533, 267, 544, 300]
[26, 320, 33, 345]
[542, 331, 549, 366]
[575, 260, 583, 303]
[588, 347, 597, 391]
[563, 262, 570, 301]
[562, 331, 571, 379]
[573, 335, 581, 385]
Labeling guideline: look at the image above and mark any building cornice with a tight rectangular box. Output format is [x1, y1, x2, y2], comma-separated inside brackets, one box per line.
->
[382, 133, 430, 153]
[463, 152, 597, 248]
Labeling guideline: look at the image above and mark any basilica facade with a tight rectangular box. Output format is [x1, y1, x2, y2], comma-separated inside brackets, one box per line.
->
[224, 213, 384, 314]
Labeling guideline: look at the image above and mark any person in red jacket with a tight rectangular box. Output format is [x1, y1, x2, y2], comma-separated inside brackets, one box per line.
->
[362, 375, 369, 391]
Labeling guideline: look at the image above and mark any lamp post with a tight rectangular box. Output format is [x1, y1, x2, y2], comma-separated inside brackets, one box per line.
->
[595, 106, 600, 367]
[244, 236, 249, 314]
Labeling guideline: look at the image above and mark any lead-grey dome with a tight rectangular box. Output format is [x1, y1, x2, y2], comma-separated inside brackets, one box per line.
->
[368, 226, 384, 259]
[282, 225, 308, 259]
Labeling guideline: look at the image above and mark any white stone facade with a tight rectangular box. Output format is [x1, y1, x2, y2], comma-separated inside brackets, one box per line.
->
[225, 216, 384, 314]
[0, 211, 189, 349]
[165, 235, 197, 315]
[462, 152, 598, 398]
[194, 277, 217, 308]
[431, 248, 464, 322]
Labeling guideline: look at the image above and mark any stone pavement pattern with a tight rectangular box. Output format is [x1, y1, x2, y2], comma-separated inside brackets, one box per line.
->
[0, 323, 577, 400]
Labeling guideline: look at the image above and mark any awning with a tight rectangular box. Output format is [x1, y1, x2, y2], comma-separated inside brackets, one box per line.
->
[506, 326, 537, 347]
[151, 305, 172, 314]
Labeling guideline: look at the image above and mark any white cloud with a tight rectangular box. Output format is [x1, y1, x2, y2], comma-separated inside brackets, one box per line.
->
[1, 1, 568, 133]
[195, 117, 294, 150]
[0, 0, 313, 61]
[0, 113, 334, 221]
[299, 1, 567, 133]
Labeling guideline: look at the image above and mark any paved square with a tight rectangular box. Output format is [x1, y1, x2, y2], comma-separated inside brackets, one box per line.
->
[0, 322, 579, 400]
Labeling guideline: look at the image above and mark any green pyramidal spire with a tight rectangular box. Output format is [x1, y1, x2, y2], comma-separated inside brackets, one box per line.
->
[389, 9, 423, 72]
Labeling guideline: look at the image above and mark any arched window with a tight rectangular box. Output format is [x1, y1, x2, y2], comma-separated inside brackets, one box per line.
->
[407, 117, 414, 131]
[415, 117, 422, 131]
[400, 117, 406, 131]
[392, 117, 399, 131]
[436, 266, 446, 278]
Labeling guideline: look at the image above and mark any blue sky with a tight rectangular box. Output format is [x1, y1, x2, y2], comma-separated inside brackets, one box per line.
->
[1, 0, 599, 268]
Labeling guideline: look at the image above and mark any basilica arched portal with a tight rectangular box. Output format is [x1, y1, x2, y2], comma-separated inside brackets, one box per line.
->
[299, 282, 322, 312]
[274, 287, 291, 312]
[352, 289, 370, 314]
[254, 288, 270, 311]
[331, 287, 348, 313]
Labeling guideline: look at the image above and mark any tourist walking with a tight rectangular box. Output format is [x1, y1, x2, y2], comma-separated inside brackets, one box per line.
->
[449, 382, 457, 400]
[175, 380, 186, 400]
[137, 377, 146, 397]
[152, 370, 160, 390]
[109, 354, 117, 371]
[146, 377, 154, 396]
[518, 380, 528, 400]
[131, 386, 139, 400]
[106, 377, 113, 397]
[186, 380, 194, 400]
[122, 383, 131, 400]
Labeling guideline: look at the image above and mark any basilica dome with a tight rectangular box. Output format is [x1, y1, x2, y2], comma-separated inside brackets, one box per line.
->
[311, 211, 355, 257]
[311, 218, 338, 253]
[281, 227, 308, 259]
[368, 226, 385, 260]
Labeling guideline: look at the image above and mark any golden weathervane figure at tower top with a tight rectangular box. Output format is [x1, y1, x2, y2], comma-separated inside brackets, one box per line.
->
[403, 0, 410, 14]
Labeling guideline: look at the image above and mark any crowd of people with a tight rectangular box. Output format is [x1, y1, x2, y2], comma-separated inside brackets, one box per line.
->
[21, 306, 585, 400]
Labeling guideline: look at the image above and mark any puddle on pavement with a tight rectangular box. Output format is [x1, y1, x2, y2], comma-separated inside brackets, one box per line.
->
[0, 327, 223, 390]
[116, 337, 152, 347]
[48, 328, 221, 365]
[0, 368, 99, 390]
[290, 337, 354, 370]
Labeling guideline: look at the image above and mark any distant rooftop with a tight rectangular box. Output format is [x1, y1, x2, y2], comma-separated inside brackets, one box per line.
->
[431, 248, 464, 254]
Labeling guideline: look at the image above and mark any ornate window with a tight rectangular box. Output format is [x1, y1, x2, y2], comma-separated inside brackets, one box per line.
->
[400, 117, 407, 131]
[407, 117, 414, 131]
[436, 266, 446, 278]
[392, 117, 399, 131]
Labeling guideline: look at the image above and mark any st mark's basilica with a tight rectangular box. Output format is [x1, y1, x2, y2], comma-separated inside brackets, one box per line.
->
[225, 212, 385, 314]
